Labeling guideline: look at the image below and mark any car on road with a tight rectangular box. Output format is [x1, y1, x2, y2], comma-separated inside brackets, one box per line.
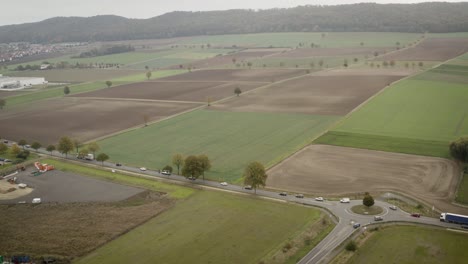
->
[389, 205, 397, 210]
[3, 140, 8, 144]
[25, 144, 31, 148]
[115, 163, 122, 167]
[411, 213, 421, 218]
[315, 197, 324, 202]
[4, 159, 11, 162]
[353, 223, 361, 229]
[279, 192, 287, 196]
[161, 170, 171, 176]
[295, 194, 304, 198]
[32, 198, 42, 204]
[188, 176, 196, 181]
[220, 182, 228, 186]
[374, 216, 383, 221]
[340, 198, 350, 203]
[244, 185, 252, 190]
[139, 167, 147, 171]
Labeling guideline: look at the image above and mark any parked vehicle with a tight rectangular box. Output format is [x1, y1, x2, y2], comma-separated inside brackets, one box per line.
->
[340, 198, 350, 203]
[32, 198, 41, 204]
[374, 216, 383, 221]
[440, 213, 468, 225]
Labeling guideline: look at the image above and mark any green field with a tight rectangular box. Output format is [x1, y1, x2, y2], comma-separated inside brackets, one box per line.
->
[99, 110, 340, 182]
[3, 70, 184, 108]
[346, 225, 468, 264]
[179, 32, 420, 48]
[75, 190, 323, 264]
[317, 76, 468, 157]
[7, 48, 229, 72]
[456, 173, 468, 204]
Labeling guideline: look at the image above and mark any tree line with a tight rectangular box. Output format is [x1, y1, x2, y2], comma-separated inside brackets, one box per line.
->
[1, 3, 468, 43]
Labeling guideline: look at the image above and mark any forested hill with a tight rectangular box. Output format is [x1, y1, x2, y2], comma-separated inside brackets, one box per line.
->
[2, 2, 468, 43]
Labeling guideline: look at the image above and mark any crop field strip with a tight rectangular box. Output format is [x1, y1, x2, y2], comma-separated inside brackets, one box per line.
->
[75, 190, 325, 264]
[98, 110, 340, 182]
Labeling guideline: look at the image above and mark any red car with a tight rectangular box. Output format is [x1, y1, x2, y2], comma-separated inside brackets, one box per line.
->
[411, 213, 421, 218]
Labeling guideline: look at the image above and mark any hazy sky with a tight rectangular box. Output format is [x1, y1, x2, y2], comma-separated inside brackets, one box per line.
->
[1, 0, 464, 26]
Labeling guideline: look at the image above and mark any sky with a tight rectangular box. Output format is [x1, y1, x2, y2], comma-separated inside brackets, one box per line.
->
[0, 0, 464, 26]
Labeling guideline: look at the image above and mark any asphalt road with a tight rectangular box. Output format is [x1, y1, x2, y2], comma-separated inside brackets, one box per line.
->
[2, 141, 465, 264]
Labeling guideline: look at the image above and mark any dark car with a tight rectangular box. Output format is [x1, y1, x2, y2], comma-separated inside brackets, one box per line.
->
[279, 192, 287, 196]
[353, 223, 361, 229]
[244, 185, 252, 190]
[188, 176, 196, 181]
[411, 213, 421, 218]
[3, 140, 8, 144]
[295, 194, 304, 198]
[115, 163, 122, 166]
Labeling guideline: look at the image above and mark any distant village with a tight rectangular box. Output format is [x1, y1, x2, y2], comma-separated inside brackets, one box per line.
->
[0, 42, 85, 64]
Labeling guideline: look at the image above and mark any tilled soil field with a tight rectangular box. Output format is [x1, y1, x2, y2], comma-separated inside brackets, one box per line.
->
[0, 97, 201, 145]
[377, 38, 468, 62]
[73, 81, 262, 102]
[267, 145, 466, 214]
[9, 69, 144, 83]
[0, 191, 174, 262]
[212, 71, 406, 115]
[159, 68, 307, 82]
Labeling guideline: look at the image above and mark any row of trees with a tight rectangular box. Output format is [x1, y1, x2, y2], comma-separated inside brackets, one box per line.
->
[1, 3, 467, 43]
[171, 154, 267, 193]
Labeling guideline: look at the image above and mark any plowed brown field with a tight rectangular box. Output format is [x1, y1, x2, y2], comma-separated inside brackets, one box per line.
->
[73, 81, 261, 102]
[0, 97, 201, 145]
[267, 145, 465, 214]
[212, 70, 407, 115]
[377, 38, 468, 61]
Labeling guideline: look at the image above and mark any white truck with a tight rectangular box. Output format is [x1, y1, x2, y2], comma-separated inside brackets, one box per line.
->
[340, 198, 350, 203]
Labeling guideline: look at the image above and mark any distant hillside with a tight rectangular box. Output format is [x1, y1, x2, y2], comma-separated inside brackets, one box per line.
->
[1, 2, 468, 43]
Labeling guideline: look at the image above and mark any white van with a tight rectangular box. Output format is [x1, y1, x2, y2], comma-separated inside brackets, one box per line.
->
[340, 198, 350, 203]
[32, 198, 42, 204]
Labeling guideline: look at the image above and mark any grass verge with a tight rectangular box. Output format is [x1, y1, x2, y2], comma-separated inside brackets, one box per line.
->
[344, 225, 468, 264]
[456, 172, 468, 205]
[42, 158, 194, 199]
[350, 205, 383, 215]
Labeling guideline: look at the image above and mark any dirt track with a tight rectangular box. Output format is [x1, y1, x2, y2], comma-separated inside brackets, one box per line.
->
[212, 72, 406, 115]
[377, 38, 468, 61]
[0, 97, 200, 145]
[267, 145, 467, 214]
